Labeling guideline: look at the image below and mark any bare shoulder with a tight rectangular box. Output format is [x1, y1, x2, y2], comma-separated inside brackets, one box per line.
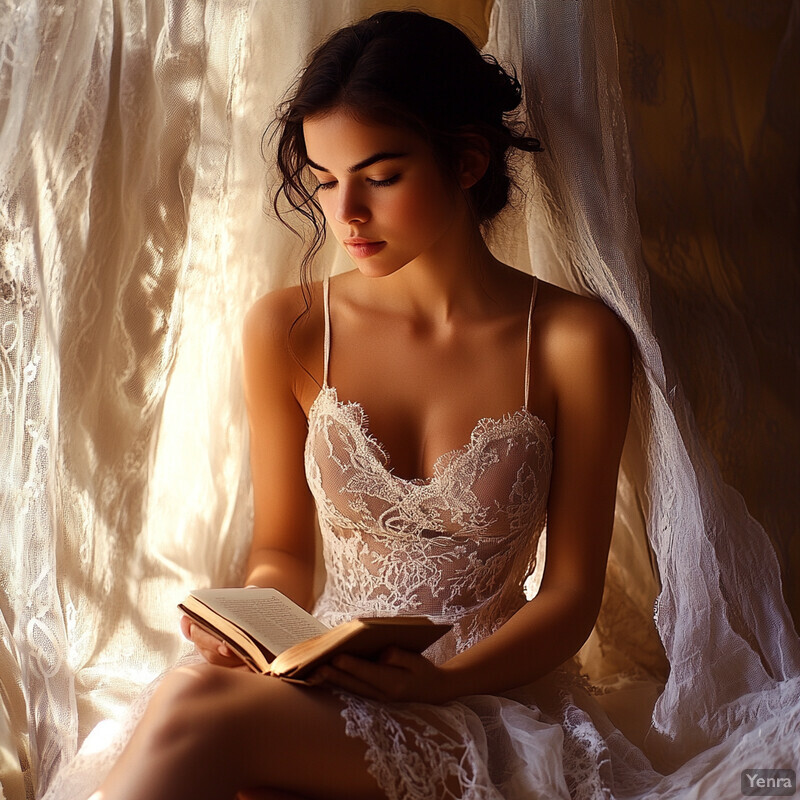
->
[244, 284, 312, 346]
[244, 283, 326, 359]
[533, 282, 632, 416]
[536, 281, 631, 368]
[242, 283, 325, 407]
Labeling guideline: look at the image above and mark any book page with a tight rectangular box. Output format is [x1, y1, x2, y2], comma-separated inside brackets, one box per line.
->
[191, 588, 329, 656]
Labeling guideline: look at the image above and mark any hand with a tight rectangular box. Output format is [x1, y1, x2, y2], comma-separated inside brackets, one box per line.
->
[180, 615, 245, 668]
[310, 647, 455, 704]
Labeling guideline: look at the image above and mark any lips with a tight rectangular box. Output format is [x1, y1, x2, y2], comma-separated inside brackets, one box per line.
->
[343, 238, 386, 259]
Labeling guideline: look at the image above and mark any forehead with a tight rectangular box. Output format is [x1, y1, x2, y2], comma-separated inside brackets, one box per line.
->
[302, 109, 427, 170]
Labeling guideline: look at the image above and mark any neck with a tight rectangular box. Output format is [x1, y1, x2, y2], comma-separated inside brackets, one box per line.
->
[358, 217, 508, 324]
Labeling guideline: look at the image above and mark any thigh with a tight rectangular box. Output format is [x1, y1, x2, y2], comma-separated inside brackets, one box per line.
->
[112, 662, 384, 800]
[219, 668, 380, 798]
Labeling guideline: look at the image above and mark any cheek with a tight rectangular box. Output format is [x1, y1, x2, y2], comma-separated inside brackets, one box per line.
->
[392, 182, 457, 236]
[391, 196, 429, 232]
[315, 192, 336, 222]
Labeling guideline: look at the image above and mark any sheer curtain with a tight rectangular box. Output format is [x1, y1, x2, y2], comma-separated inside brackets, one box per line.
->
[1, 1, 797, 798]
[489, 0, 800, 776]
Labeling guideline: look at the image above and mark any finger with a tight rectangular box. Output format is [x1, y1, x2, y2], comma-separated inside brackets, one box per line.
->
[210, 642, 243, 665]
[316, 665, 385, 701]
[180, 615, 194, 640]
[185, 621, 244, 667]
[329, 655, 415, 700]
[379, 647, 422, 669]
[332, 654, 398, 684]
[197, 646, 243, 668]
[189, 625, 225, 651]
[304, 669, 325, 686]
[181, 618, 219, 653]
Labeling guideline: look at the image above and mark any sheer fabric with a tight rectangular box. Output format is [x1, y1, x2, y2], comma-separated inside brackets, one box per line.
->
[488, 0, 800, 770]
[1, 1, 798, 798]
[309, 277, 552, 648]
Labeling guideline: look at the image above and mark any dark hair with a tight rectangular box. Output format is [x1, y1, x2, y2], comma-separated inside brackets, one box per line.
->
[267, 10, 542, 292]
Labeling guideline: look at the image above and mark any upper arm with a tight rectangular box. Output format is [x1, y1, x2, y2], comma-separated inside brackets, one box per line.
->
[538, 300, 632, 630]
[242, 291, 318, 575]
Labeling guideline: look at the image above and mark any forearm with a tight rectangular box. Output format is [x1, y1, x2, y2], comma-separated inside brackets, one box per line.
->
[440, 587, 599, 698]
[315, 585, 601, 704]
[245, 547, 316, 611]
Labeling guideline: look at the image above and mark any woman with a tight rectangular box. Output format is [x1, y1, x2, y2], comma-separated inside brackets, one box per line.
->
[96, 11, 631, 799]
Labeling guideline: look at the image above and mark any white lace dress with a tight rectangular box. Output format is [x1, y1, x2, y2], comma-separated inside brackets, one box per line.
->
[44, 278, 650, 800]
[303, 278, 631, 799]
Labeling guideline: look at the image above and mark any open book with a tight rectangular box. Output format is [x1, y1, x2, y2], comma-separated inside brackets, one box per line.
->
[179, 588, 452, 681]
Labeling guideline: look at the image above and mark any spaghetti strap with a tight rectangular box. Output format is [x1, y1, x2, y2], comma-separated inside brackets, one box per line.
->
[322, 277, 331, 388]
[523, 276, 539, 410]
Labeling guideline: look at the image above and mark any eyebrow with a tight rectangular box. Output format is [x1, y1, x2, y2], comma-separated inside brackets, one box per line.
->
[306, 151, 408, 174]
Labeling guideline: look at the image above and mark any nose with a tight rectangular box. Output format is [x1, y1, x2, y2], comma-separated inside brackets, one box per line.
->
[334, 184, 370, 225]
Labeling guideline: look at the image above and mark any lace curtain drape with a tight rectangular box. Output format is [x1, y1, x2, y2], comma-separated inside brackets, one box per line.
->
[1, 1, 797, 798]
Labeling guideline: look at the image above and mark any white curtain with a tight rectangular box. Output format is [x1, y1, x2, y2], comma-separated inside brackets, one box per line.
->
[1, 1, 798, 798]
[490, 0, 800, 771]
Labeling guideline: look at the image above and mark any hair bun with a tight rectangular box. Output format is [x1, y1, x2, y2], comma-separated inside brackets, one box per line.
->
[481, 56, 523, 117]
[273, 9, 543, 243]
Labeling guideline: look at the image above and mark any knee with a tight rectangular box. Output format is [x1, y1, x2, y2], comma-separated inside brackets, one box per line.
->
[153, 662, 233, 714]
[157, 662, 233, 702]
[142, 664, 238, 755]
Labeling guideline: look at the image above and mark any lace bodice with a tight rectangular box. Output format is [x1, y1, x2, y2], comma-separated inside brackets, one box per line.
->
[306, 278, 553, 660]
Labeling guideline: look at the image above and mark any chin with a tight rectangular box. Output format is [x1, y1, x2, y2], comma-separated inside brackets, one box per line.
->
[351, 259, 409, 279]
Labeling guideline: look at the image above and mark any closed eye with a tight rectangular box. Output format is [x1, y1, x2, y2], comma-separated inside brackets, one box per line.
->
[367, 175, 400, 188]
[314, 174, 399, 193]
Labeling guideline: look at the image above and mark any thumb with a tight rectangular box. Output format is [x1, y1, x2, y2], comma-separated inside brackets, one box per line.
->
[180, 615, 194, 640]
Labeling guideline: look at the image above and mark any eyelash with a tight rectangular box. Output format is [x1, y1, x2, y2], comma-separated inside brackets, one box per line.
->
[315, 175, 400, 192]
[369, 175, 400, 187]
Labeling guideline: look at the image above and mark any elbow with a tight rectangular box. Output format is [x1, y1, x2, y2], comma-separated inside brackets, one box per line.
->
[545, 584, 604, 659]
[573, 587, 604, 650]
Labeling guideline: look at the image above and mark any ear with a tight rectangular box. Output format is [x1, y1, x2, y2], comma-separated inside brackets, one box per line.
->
[456, 134, 491, 189]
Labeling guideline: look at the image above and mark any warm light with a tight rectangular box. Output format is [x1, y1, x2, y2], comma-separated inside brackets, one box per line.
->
[78, 720, 121, 757]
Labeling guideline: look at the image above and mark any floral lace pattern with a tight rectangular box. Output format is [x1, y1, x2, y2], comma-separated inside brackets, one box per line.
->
[305, 384, 556, 797]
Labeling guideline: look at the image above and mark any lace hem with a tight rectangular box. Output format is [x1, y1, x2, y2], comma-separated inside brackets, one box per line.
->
[339, 693, 504, 800]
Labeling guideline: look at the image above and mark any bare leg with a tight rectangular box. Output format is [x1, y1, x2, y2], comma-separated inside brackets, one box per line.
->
[96, 663, 383, 800]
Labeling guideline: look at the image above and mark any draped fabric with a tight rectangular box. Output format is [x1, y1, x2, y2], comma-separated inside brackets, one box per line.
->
[1, 1, 797, 798]
[488, 0, 800, 772]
